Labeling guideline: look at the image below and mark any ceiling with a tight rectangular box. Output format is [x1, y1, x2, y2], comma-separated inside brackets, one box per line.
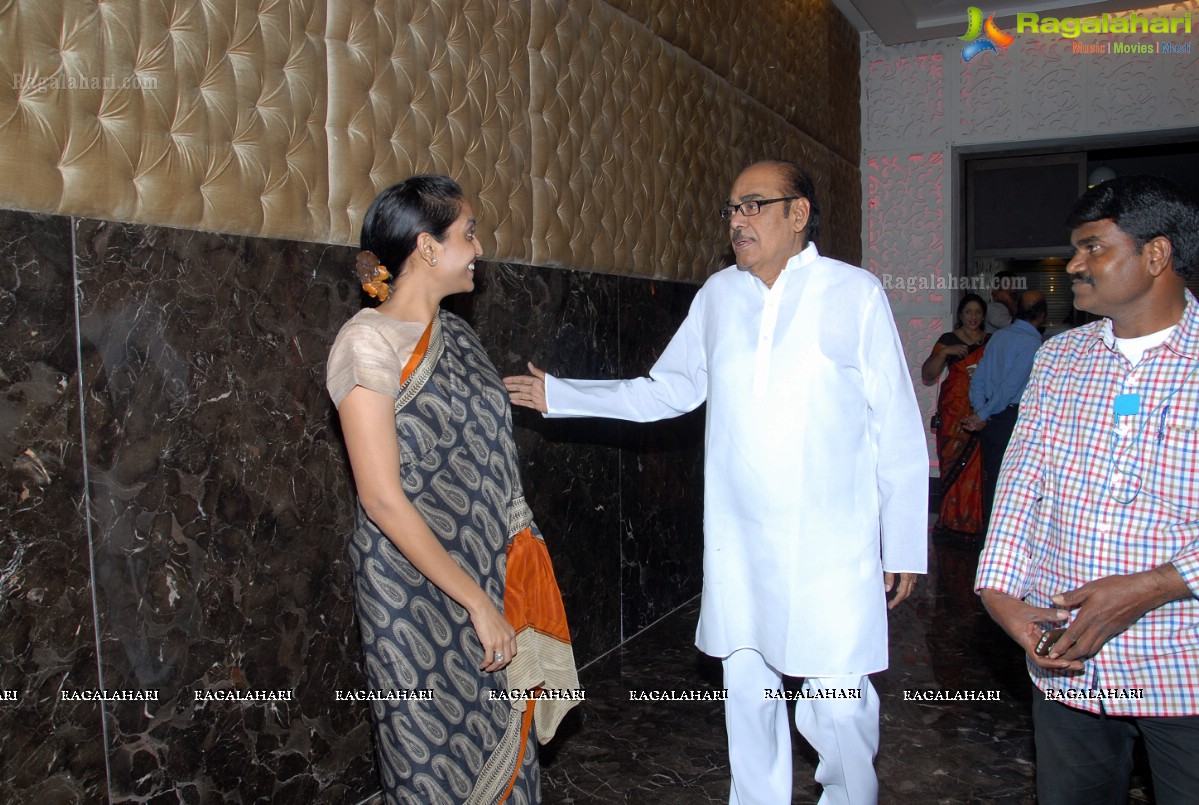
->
[830, 0, 1157, 45]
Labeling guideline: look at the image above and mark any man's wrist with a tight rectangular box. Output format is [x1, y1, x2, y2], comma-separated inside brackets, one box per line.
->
[1145, 563, 1191, 607]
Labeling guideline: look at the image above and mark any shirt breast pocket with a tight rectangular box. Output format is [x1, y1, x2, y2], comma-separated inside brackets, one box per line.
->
[1148, 424, 1199, 519]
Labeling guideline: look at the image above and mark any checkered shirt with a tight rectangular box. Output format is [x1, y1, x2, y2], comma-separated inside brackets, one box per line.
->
[976, 291, 1199, 716]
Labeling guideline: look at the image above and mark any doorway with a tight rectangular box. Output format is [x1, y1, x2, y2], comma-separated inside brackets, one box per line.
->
[959, 134, 1199, 332]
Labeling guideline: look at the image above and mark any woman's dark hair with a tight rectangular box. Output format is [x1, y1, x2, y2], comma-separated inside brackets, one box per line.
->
[360, 175, 464, 270]
[956, 293, 986, 328]
[1065, 175, 1199, 278]
[763, 160, 821, 245]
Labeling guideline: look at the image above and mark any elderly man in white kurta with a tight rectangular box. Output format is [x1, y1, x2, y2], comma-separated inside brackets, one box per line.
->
[505, 160, 928, 804]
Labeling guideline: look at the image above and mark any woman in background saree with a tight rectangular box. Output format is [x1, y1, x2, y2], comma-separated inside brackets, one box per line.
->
[327, 176, 577, 804]
[921, 293, 988, 537]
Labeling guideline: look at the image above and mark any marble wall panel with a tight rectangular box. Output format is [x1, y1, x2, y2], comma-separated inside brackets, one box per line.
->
[613, 279, 704, 636]
[0, 206, 707, 799]
[0, 210, 106, 803]
[447, 261, 704, 658]
[446, 261, 627, 663]
[70, 218, 377, 801]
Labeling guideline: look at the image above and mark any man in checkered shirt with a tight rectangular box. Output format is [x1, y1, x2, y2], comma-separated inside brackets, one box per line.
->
[975, 175, 1199, 805]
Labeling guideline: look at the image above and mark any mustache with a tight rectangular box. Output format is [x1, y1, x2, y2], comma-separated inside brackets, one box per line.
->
[1071, 275, 1095, 285]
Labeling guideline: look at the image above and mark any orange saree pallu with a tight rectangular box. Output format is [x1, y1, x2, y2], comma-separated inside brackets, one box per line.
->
[504, 520, 579, 742]
[493, 511, 580, 804]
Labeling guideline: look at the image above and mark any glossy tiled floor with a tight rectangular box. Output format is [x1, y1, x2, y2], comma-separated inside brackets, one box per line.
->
[539, 531, 1155, 804]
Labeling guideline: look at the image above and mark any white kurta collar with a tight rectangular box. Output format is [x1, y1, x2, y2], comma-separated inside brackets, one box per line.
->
[749, 242, 820, 296]
[749, 243, 819, 396]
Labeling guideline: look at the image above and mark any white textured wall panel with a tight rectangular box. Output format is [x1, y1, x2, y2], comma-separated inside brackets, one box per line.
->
[861, 0, 1199, 465]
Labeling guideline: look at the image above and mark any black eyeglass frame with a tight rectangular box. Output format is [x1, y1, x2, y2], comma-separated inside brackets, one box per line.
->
[718, 196, 800, 221]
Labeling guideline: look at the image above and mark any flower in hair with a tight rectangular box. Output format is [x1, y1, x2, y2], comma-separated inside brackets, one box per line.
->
[355, 251, 391, 302]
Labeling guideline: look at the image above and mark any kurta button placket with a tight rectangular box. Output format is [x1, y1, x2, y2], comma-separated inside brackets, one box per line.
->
[754, 271, 788, 397]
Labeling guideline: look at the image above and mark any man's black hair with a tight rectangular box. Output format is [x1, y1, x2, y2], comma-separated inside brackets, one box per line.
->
[1066, 175, 1199, 278]
[1016, 293, 1047, 322]
[763, 160, 822, 245]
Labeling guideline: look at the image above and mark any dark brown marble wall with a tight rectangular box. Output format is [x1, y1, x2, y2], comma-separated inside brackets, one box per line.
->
[0, 209, 704, 800]
[72, 219, 374, 803]
[0, 211, 106, 803]
[454, 268, 706, 651]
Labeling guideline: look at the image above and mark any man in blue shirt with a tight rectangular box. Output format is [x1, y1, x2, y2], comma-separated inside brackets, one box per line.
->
[964, 290, 1047, 525]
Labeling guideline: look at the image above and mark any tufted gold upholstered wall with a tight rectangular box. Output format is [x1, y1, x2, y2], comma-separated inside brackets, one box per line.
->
[0, 0, 330, 243]
[0, 0, 860, 283]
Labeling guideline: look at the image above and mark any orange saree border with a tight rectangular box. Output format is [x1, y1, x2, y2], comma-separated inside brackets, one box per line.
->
[503, 527, 580, 745]
[399, 318, 434, 385]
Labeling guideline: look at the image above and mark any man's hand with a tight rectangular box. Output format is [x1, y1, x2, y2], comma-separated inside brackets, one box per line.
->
[979, 588, 1082, 671]
[1046, 564, 1190, 662]
[503, 362, 548, 413]
[961, 414, 986, 431]
[884, 572, 919, 609]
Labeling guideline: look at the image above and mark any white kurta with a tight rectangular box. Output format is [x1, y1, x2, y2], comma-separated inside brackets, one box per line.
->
[545, 244, 928, 676]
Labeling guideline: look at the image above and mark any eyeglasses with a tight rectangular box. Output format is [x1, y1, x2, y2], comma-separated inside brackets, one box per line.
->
[719, 197, 799, 221]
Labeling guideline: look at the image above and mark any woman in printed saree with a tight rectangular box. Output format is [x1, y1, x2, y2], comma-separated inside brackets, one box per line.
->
[921, 293, 989, 537]
[326, 176, 578, 804]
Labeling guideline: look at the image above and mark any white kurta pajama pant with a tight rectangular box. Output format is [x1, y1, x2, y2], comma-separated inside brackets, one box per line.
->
[545, 244, 928, 803]
[725, 650, 880, 805]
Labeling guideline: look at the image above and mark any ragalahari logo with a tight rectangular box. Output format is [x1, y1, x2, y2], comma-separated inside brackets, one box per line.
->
[960, 7, 1015, 61]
